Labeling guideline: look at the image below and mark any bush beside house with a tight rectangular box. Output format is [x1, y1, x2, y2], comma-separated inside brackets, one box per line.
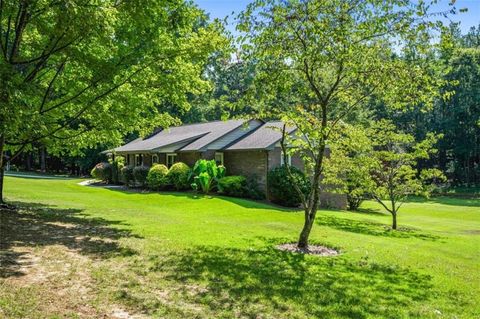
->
[268, 165, 311, 207]
[92, 160, 308, 207]
[133, 166, 149, 187]
[167, 162, 191, 190]
[91, 162, 112, 183]
[190, 159, 225, 194]
[218, 175, 247, 197]
[110, 157, 124, 184]
[121, 166, 134, 186]
[146, 164, 169, 190]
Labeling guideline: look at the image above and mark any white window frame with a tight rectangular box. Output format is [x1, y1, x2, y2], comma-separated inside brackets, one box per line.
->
[215, 152, 224, 166]
[280, 150, 292, 166]
[152, 154, 159, 164]
[166, 153, 177, 168]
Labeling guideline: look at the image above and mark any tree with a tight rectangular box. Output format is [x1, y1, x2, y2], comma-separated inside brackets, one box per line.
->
[368, 120, 445, 229]
[0, 0, 225, 205]
[322, 123, 375, 211]
[239, 0, 448, 248]
[436, 48, 480, 185]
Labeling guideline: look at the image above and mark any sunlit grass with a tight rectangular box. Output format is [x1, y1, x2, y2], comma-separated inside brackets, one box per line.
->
[1, 176, 479, 318]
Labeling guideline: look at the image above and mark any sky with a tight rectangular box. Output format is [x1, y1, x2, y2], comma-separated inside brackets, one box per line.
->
[194, 0, 480, 34]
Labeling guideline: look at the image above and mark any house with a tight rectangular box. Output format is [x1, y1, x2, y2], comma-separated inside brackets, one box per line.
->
[112, 119, 346, 209]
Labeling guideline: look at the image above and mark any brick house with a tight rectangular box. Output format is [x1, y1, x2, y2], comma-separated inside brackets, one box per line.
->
[112, 119, 346, 209]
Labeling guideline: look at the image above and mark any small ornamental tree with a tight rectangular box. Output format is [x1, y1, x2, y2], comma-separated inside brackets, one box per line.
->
[323, 124, 376, 211]
[239, 0, 449, 248]
[368, 120, 446, 229]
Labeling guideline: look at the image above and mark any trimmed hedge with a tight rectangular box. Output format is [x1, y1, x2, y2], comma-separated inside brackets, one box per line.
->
[146, 164, 169, 190]
[91, 162, 112, 183]
[133, 165, 150, 187]
[218, 175, 247, 197]
[267, 165, 310, 207]
[167, 162, 191, 190]
[121, 165, 134, 187]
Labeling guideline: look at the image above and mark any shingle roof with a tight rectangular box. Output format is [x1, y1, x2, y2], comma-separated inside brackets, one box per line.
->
[224, 121, 296, 151]
[114, 119, 249, 153]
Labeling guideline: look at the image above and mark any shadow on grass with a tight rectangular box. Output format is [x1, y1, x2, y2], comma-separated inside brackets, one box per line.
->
[316, 214, 441, 241]
[147, 245, 433, 318]
[405, 196, 480, 208]
[0, 202, 140, 278]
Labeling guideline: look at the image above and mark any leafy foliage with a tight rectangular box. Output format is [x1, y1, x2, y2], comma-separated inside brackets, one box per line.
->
[191, 159, 225, 194]
[267, 166, 310, 207]
[0, 0, 227, 202]
[238, 0, 447, 247]
[133, 166, 150, 188]
[91, 162, 112, 183]
[323, 124, 376, 211]
[146, 164, 169, 190]
[121, 166, 134, 187]
[167, 162, 191, 190]
[367, 120, 446, 229]
[218, 176, 247, 197]
[110, 157, 125, 185]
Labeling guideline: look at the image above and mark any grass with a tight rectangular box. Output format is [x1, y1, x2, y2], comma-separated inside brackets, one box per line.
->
[1, 176, 479, 318]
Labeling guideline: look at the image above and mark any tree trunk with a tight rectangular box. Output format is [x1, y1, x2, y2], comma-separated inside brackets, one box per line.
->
[0, 166, 4, 205]
[392, 212, 397, 230]
[40, 146, 46, 173]
[298, 212, 314, 248]
[26, 152, 32, 171]
[0, 135, 5, 204]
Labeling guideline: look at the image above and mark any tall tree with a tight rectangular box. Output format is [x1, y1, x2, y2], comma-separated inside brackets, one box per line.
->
[239, 0, 447, 248]
[0, 0, 225, 204]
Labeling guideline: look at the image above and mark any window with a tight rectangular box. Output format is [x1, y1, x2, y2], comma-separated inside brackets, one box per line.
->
[135, 154, 143, 166]
[152, 154, 159, 164]
[166, 153, 177, 168]
[280, 150, 291, 166]
[215, 152, 224, 166]
[125, 155, 129, 166]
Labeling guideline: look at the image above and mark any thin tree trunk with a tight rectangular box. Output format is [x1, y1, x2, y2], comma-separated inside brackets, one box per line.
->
[392, 212, 397, 230]
[26, 152, 32, 170]
[40, 146, 46, 173]
[298, 211, 314, 248]
[0, 135, 5, 205]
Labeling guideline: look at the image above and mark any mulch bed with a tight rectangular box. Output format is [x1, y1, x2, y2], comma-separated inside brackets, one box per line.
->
[276, 243, 340, 256]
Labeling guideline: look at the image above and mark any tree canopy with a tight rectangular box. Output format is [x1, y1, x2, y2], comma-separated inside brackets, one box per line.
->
[239, 0, 449, 247]
[0, 0, 226, 203]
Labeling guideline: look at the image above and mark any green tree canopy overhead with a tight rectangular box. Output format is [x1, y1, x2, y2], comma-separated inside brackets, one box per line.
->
[239, 0, 451, 248]
[0, 0, 226, 203]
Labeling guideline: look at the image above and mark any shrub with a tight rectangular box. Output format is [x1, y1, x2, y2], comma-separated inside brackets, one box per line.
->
[218, 175, 247, 197]
[245, 175, 266, 200]
[167, 162, 191, 190]
[121, 165, 134, 187]
[110, 157, 124, 185]
[91, 162, 112, 183]
[146, 164, 169, 190]
[267, 165, 310, 207]
[133, 165, 150, 187]
[191, 159, 226, 193]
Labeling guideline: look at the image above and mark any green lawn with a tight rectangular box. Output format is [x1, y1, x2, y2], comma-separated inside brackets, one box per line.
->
[1, 176, 479, 318]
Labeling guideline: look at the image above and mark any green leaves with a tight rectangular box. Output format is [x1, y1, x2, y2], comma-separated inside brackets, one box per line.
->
[0, 0, 226, 158]
[191, 159, 226, 194]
